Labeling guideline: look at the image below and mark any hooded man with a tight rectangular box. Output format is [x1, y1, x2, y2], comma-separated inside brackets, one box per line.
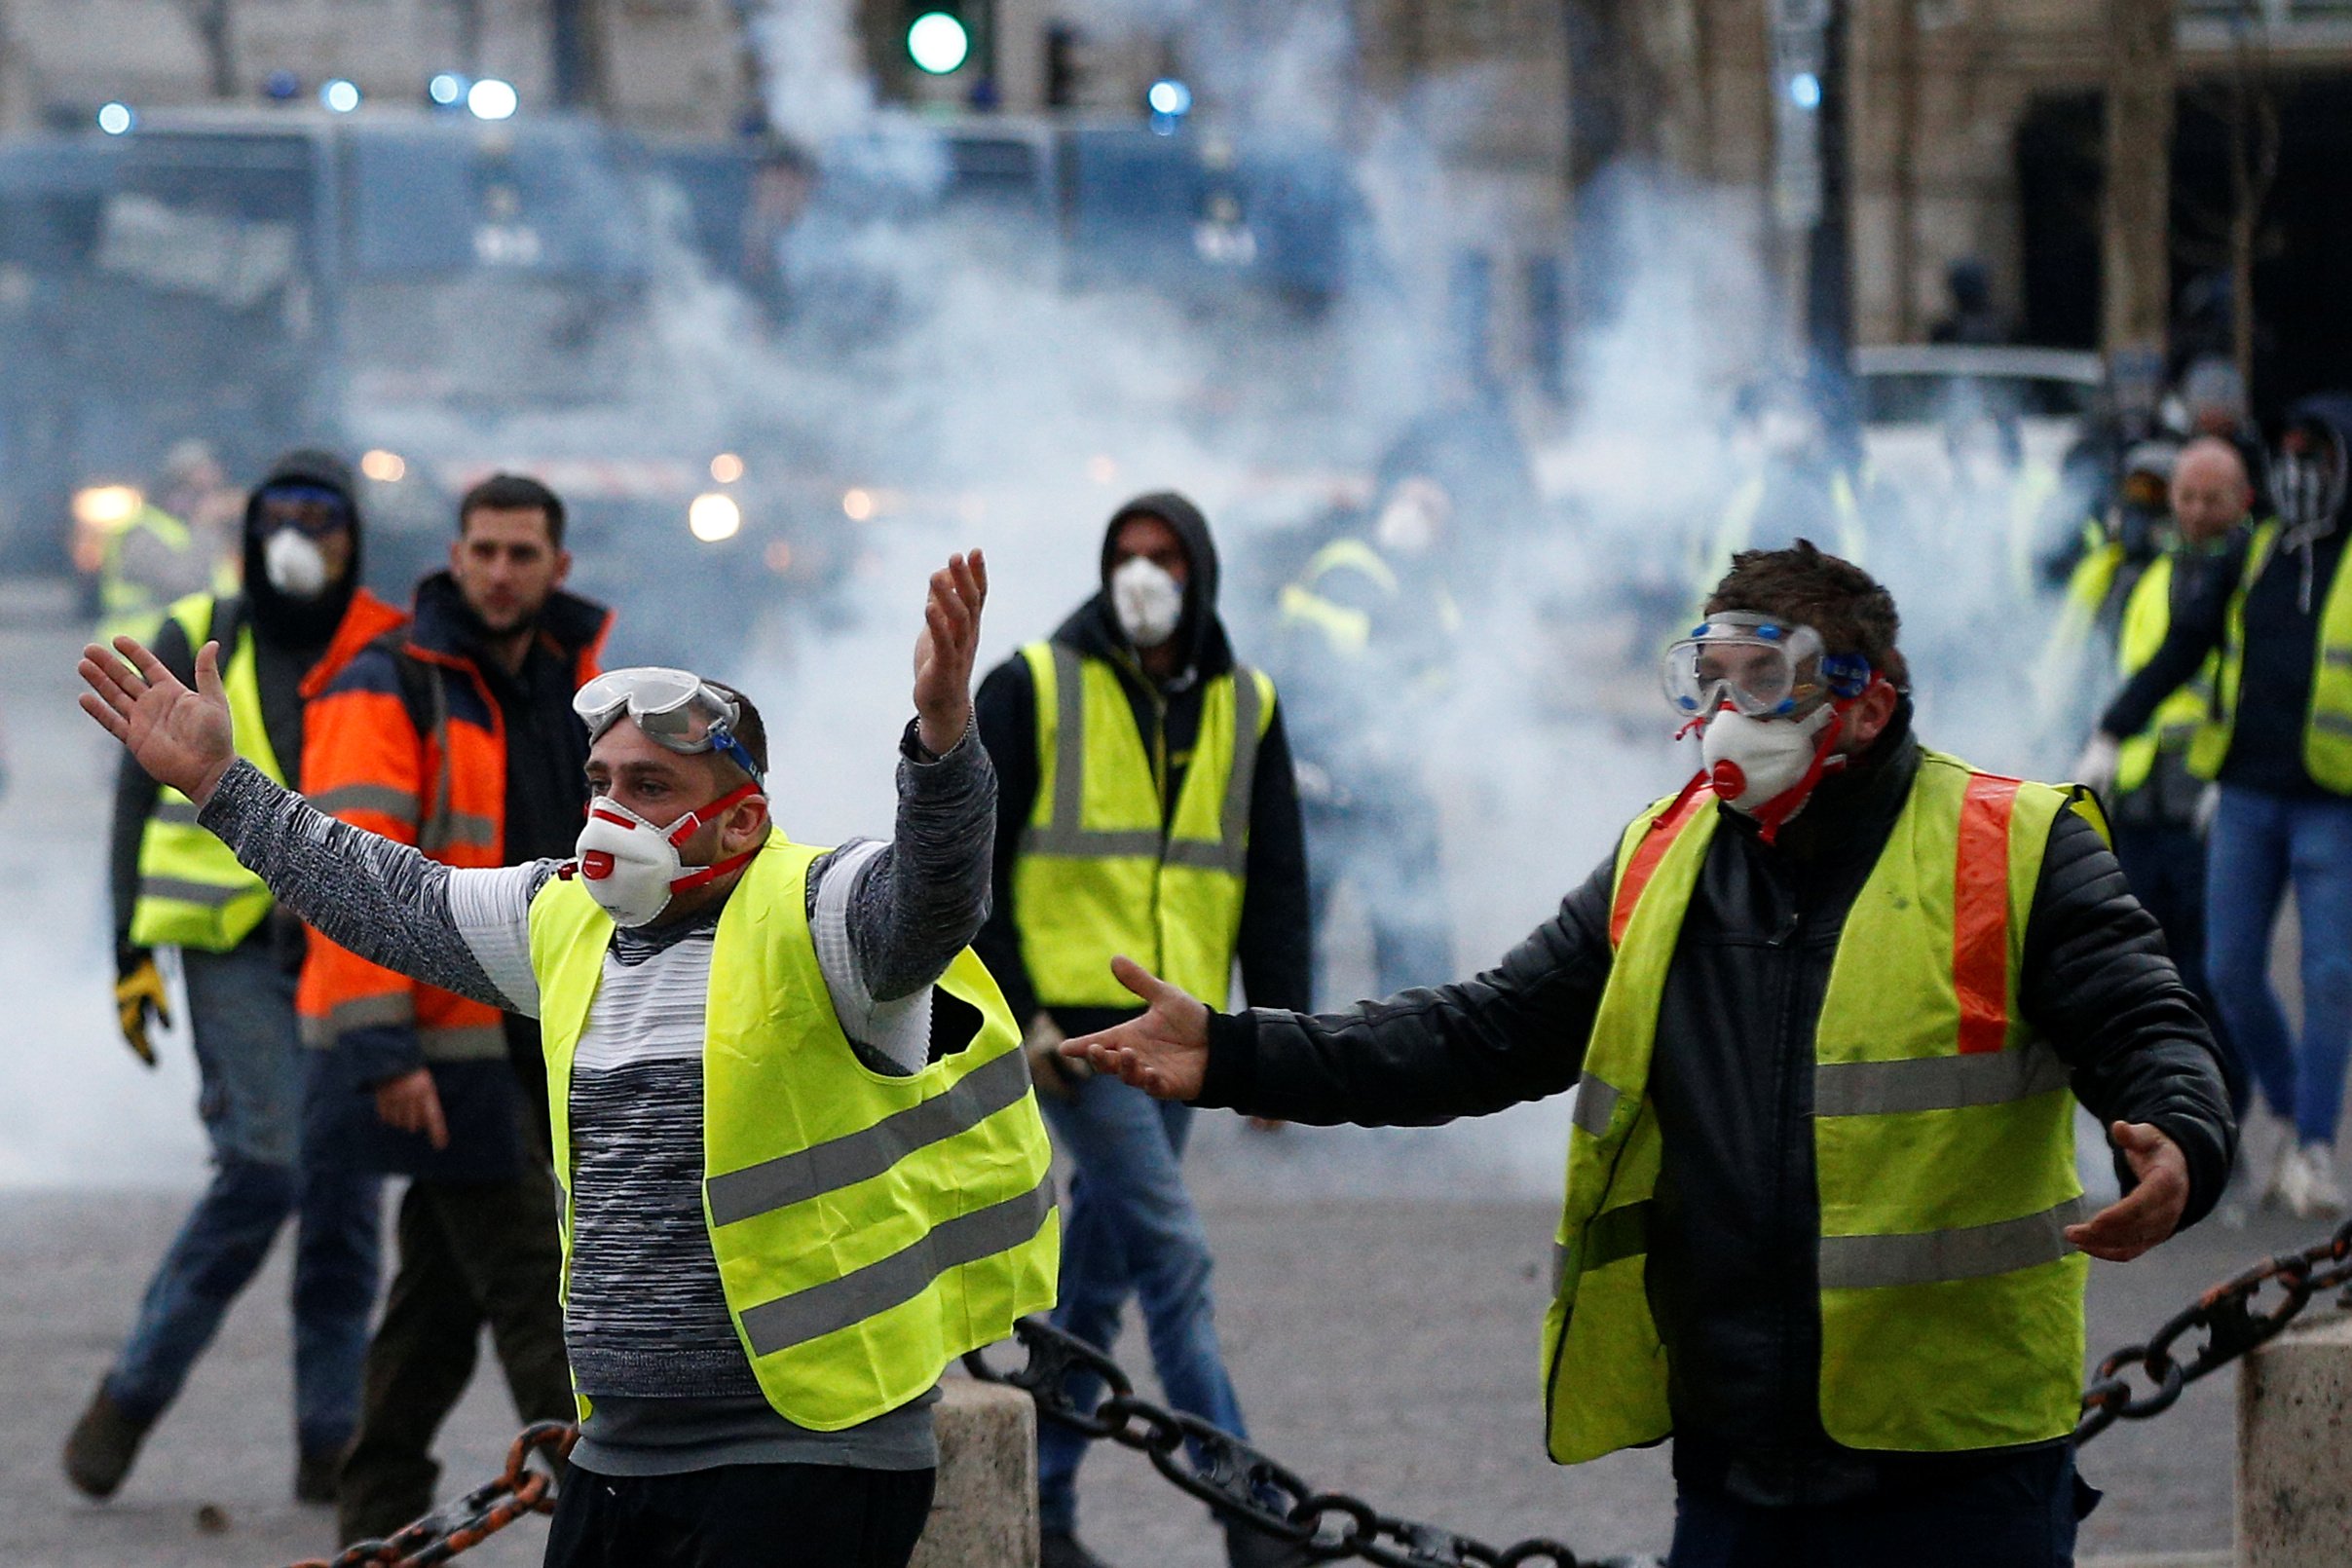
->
[1058, 541, 2233, 1568]
[972, 493, 1311, 1568]
[71, 449, 407, 1504]
[2082, 396, 2352, 1217]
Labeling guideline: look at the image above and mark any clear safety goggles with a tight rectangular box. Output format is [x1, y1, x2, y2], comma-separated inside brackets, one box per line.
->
[574, 666, 765, 784]
[1661, 613, 1872, 720]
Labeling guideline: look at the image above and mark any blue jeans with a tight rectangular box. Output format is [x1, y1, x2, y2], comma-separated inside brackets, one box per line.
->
[1666, 1445, 2089, 1566]
[1036, 1074, 1248, 1535]
[2205, 786, 2352, 1146]
[105, 942, 382, 1455]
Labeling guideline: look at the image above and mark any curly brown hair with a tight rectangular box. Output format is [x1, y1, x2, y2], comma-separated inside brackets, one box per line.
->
[1703, 539, 1910, 691]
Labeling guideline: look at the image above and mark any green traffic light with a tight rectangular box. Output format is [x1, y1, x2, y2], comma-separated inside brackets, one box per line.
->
[907, 12, 970, 75]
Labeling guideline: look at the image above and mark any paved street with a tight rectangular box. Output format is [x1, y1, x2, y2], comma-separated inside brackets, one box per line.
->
[0, 1172, 2331, 1567]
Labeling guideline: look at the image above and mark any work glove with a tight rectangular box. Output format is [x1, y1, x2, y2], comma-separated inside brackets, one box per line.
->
[1022, 1013, 1090, 1101]
[2072, 733, 2121, 796]
[114, 949, 168, 1068]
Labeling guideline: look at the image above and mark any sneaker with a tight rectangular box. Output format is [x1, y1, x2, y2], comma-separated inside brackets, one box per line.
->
[2263, 1139, 2304, 1212]
[2282, 1142, 2347, 1219]
[1040, 1528, 1118, 1568]
[62, 1384, 153, 1500]
[294, 1446, 343, 1507]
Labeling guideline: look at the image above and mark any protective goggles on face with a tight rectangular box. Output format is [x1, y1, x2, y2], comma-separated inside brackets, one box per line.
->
[574, 666, 765, 785]
[1661, 612, 1874, 720]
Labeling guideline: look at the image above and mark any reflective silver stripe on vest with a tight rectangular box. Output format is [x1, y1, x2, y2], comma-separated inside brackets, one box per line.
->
[2323, 647, 2352, 668]
[419, 1024, 512, 1063]
[136, 875, 253, 908]
[2314, 711, 2352, 739]
[737, 1176, 1057, 1358]
[299, 990, 418, 1049]
[1812, 1048, 2069, 1117]
[153, 799, 204, 827]
[1816, 1195, 2092, 1290]
[313, 783, 424, 821]
[1020, 644, 1261, 875]
[706, 1049, 1034, 1227]
[1571, 1073, 1622, 1138]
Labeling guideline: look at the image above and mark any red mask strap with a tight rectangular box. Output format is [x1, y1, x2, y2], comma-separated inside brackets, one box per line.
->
[1747, 699, 1854, 844]
[664, 782, 763, 850]
[663, 782, 765, 891]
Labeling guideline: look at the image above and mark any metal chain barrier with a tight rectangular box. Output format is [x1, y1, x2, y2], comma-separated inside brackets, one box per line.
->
[2076, 1213, 2352, 1443]
[267, 1218, 2352, 1567]
[284, 1421, 578, 1568]
[965, 1320, 1609, 1568]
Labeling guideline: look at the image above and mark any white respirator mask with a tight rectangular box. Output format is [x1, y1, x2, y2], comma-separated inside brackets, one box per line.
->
[1662, 613, 1879, 840]
[262, 528, 330, 599]
[571, 782, 763, 928]
[1110, 556, 1185, 650]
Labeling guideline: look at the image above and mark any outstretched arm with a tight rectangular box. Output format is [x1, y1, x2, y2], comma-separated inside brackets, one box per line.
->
[78, 636, 531, 1012]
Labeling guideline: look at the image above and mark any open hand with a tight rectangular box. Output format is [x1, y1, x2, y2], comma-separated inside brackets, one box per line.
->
[1059, 956, 1211, 1101]
[2066, 1121, 2189, 1262]
[79, 636, 236, 805]
[914, 550, 988, 757]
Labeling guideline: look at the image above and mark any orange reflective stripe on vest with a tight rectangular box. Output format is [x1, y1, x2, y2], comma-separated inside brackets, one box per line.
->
[1610, 778, 1712, 947]
[1954, 773, 2021, 1056]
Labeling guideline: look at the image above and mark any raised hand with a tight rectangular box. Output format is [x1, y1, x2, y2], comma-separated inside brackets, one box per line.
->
[79, 636, 236, 805]
[914, 550, 989, 758]
[1058, 956, 1211, 1101]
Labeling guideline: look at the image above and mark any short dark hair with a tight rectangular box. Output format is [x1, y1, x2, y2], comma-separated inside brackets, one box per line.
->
[705, 681, 768, 780]
[1705, 540, 1910, 691]
[459, 473, 566, 546]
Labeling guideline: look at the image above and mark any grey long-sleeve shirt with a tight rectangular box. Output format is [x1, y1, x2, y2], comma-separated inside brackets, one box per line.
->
[197, 716, 997, 1475]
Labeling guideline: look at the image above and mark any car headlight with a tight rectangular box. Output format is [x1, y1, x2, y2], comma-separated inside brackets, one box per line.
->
[73, 484, 143, 530]
[689, 492, 742, 543]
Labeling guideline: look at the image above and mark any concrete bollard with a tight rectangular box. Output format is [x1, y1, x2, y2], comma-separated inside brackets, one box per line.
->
[2236, 1306, 2352, 1567]
[911, 1378, 1039, 1568]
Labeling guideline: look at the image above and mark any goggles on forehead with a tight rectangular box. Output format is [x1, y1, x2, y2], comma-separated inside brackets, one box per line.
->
[1661, 613, 1874, 720]
[574, 666, 765, 785]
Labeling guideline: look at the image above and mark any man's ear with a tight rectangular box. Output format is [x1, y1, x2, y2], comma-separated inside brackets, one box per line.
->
[1843, 679, 1901, 753]
[723, 793, 770, 852]
[552, 547, 573, 587]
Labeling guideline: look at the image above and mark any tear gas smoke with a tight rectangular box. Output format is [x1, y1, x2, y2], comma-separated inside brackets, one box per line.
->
[3, 0, 2094, 1194]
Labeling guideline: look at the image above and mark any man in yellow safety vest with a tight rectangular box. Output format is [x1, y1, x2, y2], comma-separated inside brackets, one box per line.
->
[1056, 541, 2234, 1567]
[77, 550, 1060, 1568]
[973, 492, 1311, 1568]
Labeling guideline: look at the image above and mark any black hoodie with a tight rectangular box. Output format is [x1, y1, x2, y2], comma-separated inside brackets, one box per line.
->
[2103, 395, 2352, 798]
[974, 492, 1312, 1035]
[110, 450, 378, 962]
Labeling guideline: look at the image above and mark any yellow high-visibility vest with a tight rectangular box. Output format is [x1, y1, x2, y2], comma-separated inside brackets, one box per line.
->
[129, 594, 284, 951]
[2114, 554, 2219, 795]
[1542, 754, 2097, 1463]
[530, 835, 1060, 1430]
[2189, 520, 2352, 792]
[1012, 641, 1275, 1009]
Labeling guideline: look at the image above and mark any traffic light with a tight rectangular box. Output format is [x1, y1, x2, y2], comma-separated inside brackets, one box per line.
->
[905, 4, 972, 76]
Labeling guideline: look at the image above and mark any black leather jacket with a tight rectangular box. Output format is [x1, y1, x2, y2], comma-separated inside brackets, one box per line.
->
[1196, 710, 2235, 1505]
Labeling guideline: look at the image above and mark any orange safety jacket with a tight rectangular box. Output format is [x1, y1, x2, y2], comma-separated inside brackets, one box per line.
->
[297, 575, 611, 1174]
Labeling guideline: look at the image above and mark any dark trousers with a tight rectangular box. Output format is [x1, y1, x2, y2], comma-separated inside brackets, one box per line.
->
[1665, 1445, 2091, 1568]
[337, 1168, 573, 1542]
[2111, 819, 2245, 1113]
[542, 1463, 937, 1568]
